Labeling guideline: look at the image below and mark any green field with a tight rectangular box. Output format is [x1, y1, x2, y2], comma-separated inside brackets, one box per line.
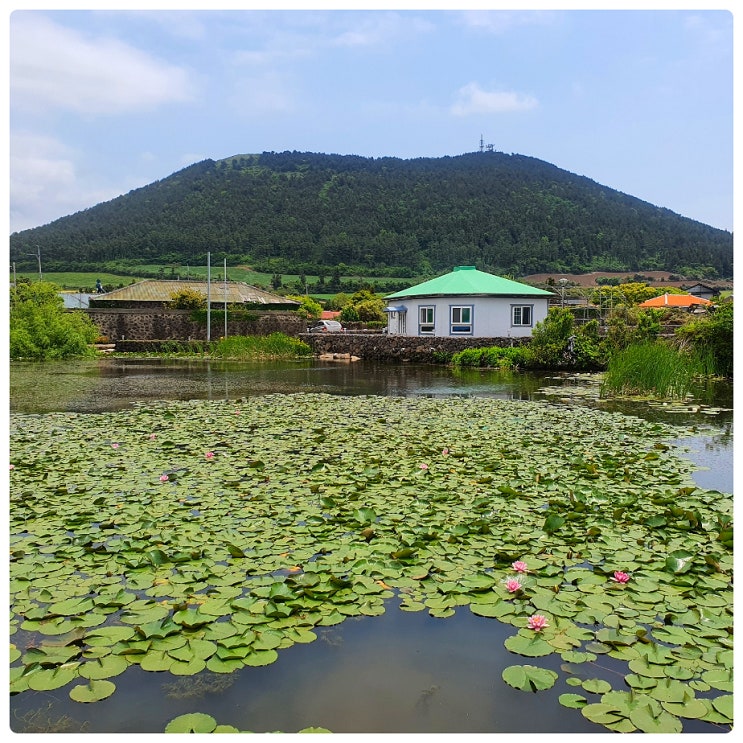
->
[11, 268, 407, 294]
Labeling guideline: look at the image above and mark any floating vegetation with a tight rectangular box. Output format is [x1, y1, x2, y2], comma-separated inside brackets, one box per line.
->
[9, 393, 733, 733]
[12, 700, 90, 734]
[163, 712, 331, 733]
[163, 671, 236, 700]
[538, 372, 731, 417]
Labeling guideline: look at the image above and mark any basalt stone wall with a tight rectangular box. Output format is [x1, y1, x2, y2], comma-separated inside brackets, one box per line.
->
[301, 333, 529, 363]
[85, 308, 305, 342]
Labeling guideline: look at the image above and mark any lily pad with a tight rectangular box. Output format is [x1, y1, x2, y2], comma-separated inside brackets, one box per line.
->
[502, 664, 559, 692]
[69, 679, 116, 703]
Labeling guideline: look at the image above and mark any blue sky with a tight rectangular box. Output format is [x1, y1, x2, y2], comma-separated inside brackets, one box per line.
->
[6, 3, 735, 235]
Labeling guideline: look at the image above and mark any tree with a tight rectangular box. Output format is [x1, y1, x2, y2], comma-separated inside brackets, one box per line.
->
[674, 300, 733, 377]
[10, 281, 99, 360]
[287, 294, 322, 320]
[167, 288, 207, 310]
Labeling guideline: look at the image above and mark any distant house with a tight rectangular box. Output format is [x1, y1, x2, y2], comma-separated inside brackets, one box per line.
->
[88, 279, 300, 310]
[384, 266, 554, 338]
[684, 283, 718, 301]
[638, 293, 713, 311]
[60, 292, 93, 309]
[84, 280, 304, 343]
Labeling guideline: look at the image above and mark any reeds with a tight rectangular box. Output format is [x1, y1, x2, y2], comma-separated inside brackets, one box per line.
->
[210, 333, 312, 360]
[601, 341, 710, 399]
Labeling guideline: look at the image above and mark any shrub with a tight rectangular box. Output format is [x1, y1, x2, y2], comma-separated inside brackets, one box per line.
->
[10, 282, 99, 360]
[451, 345, 529, 369]
[168, 288, 207, 310]
[673, 301, 733, 378]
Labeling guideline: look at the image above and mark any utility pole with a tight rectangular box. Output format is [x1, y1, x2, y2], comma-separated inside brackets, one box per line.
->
[27, 246, 42, 280]
[207, 252, 211, 342]
[223, 258, 228, 339]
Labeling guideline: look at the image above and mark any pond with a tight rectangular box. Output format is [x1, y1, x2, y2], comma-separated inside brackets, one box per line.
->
[8, 358, 734, 734]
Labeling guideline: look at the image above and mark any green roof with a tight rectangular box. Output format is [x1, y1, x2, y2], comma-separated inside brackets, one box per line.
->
[385, 266, 554, 299]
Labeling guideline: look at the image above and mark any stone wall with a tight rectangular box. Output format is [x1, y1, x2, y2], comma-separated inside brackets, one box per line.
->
[85, 308, 305, 342]
[301, 333, 528, 363]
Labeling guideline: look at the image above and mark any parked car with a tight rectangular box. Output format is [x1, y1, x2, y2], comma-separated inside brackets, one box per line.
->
[308, 320, 344, 333]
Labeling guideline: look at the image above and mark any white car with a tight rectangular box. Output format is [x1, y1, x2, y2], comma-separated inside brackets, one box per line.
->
[308, 320, 343, 333]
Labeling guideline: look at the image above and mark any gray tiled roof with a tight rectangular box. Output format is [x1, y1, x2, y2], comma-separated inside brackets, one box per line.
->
[92, 280, 299, 306]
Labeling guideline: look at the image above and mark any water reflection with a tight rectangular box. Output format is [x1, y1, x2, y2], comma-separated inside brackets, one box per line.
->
[9, 358, 551, 413]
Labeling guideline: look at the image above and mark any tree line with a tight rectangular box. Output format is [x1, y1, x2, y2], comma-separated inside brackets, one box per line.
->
[10, 150, 733, 280]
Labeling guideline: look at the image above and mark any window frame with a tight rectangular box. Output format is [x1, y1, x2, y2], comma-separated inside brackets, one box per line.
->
[449, 304, 473, 335]
[511, 304, 534, 327]
[418, 305, 435, 335]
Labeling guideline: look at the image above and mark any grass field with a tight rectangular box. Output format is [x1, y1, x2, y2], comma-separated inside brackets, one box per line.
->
[11, 268, 411, 295]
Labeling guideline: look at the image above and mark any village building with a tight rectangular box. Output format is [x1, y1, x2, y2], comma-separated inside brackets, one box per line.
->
[383, 266, 554, 338]
[637, 293, 713, 312]
[85, 279, 303, 343]
[683, 283, 719, 302]
[87, 279, 300, 310]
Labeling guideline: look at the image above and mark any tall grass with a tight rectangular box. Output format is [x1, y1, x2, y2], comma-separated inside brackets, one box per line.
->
[601, 342, 710, 399]
[210, 333, 312, 360]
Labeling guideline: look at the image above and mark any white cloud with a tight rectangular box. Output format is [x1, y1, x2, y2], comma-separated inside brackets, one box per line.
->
[330, 11, 434, 48]
[457, 10, 558, 35]
[10, 14, 196, 116]
[9, 131, 122, 232]
[450, 82, 538, 116]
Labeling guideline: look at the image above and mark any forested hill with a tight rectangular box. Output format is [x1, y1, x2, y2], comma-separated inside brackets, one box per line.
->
[10, 150, 733, 279]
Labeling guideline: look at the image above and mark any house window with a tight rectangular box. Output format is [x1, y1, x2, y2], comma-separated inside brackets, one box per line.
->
[419, 306, 435, 334]
[450, 305, 473, 334]
[512, 305, 533, 326]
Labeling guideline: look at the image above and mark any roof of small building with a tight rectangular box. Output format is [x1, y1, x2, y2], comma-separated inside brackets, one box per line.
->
[638, 293, 713, 308]
[385, 266, 554, 300]
[91, 279, 300, 306]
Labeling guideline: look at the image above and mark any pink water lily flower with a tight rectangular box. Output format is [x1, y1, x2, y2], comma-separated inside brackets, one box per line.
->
[9, 464, 15, 470]
[149, 433, 156, 440]
[512, 561, 528, 574]
[419, 463, 429, 470]
[612, 571, 631, 584]
[159, 474, 169, 482]
[205, 451, 215, 459]
[111, 443, 119, 449]
[527, 614, 549, 631]
[505, 578, 522, 593]
[442, 448, 450, 455]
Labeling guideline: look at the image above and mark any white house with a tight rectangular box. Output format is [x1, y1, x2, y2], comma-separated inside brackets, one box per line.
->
[384, 266, 554, 338]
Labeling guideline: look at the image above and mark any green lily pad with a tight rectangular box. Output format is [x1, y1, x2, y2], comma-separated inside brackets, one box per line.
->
[69, 679, 116, 703]
[502, 664, 558, 692]
[165, 713, 218, 733]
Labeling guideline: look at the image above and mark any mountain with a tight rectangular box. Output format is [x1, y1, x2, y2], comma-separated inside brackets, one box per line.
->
[9, 150, 733, 279]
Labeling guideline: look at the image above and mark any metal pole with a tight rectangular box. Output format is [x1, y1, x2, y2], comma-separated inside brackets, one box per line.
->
[207, 252, 211, 342]
[223, 258, 227, 339]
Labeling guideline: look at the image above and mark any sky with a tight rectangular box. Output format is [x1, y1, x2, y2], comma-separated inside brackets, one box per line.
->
[5, 2, 736, 237]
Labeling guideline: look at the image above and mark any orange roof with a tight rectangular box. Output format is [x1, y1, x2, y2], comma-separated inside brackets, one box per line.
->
[321, 310, 341, 319]
[638, 293, 712, 308]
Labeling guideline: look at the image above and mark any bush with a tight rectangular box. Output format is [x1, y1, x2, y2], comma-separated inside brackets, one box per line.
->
[452, 345, 529, 369]
[287, 294, 322, 320]
[10, 282, 99, 360]
[168, 288, 207, 310]
[673, 301, 733, 377]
